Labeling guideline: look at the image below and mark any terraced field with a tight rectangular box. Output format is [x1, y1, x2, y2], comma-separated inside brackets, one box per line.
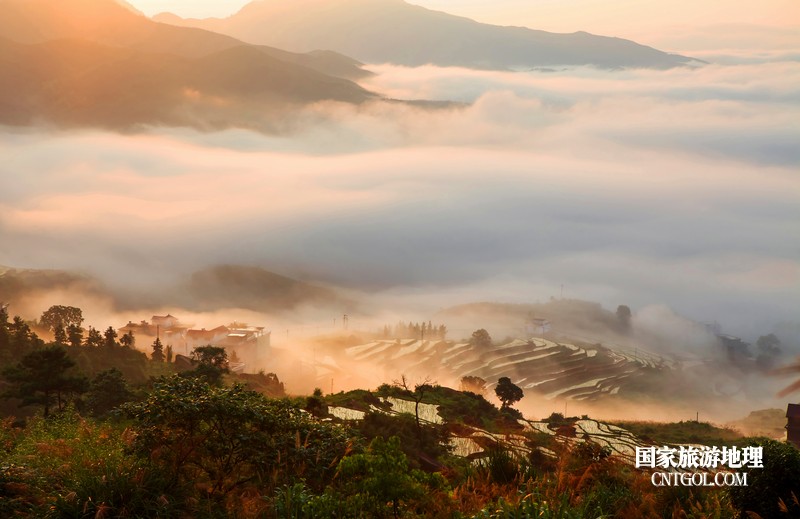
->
[329, 394, 649, 465]
[344, 337, 673, 401]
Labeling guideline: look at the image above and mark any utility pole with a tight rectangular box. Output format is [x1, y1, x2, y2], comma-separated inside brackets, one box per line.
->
[343, 314, 349, 330]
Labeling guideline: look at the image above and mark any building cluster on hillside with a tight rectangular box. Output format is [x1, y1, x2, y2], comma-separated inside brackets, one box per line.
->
[119, 315, 270, 372]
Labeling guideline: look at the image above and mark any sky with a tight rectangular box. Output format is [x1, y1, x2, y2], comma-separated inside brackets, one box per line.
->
[126, 0, 800, 50]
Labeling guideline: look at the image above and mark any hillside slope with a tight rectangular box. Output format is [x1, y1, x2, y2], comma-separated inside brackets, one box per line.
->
[0, 0, 375, 130]
[157, 0, 696, 70]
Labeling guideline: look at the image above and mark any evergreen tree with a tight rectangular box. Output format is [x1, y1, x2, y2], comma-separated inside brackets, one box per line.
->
[53, 323, 67, 345]
[103, 326, 118, 348]
[165, 344, 173, 363]
[86, 368, 133, 417]
[9, 316, 43, 352]
[0, 305, 11, 362]
[67, 324, 83, 348]
[1, 345, 88, 417]
[84, 327, 103, 347]
[151, 338, 165, 362]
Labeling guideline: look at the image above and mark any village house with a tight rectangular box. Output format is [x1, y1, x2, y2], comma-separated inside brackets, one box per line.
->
[185, 322, 271, 371]
[119, 314, 187, 352]
[120, 315, 271, 372]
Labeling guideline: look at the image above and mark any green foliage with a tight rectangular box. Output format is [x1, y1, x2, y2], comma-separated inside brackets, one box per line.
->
[52, 324, 67, 346]
[305, 388, 327, 417]
[186, 345, 229, 385]
[334, 388, 390, 411]
[103, 326, 118, 348]
[66, 340, 150, 385]
[66, 324, 82, 348]
[471, 328, 493, 349]
[472, 491, 582, 519]
[123, 376, 350, 500]
[151, 337, 165, 362]
[119, 330, 135, 349]
[1, 345, 88, 417]
[418, 385, 508, 432]
[1, 410, 176, 518]
[0, 305, 10, 364]
[235, 370, 286, 398]
[39, 305, 83, 331]
[495, 377, 523, 410]
[357, 411, 450, 470]
[8, 315, 44, 354]
[334, 436, 445, 518]
[460, 375, 488, 395]
[83, 326, 103, 348]
[85, 368, 134, 417]
[727, 438, 800, 519]
[482, 447, 520, 485]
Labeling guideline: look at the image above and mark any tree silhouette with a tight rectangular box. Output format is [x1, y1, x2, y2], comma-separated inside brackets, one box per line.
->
[1, 345, 88, 416]
[120, 330, 135, 349]
[103, 326, 118, 348]
[151, 337, 165, 362]
[86, 368, 133, 417]
[84, 327, 103, 347]
[39, 305, 83, 331]
[495, 377, 523, 410]
[67, 324, 83, 348]
[470, 329, 493, 349]
[188, 345, 229, 385]
[53, 323, 67, 345]
[616, 305, 632, 330]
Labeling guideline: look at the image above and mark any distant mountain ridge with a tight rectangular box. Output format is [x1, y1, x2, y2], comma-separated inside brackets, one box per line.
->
[0, 264, 349, 314]
[0, 0, 376, 131]
[156, 0, 696, 70]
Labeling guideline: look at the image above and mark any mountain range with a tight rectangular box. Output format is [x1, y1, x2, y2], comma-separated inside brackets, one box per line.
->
[156, 0, 695, 70]
[0, 263, 347, 314]
[0, 0, 696, 132]
[0, 0, 374, 130]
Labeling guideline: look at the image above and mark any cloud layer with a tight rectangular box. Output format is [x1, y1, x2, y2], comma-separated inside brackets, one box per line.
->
[1, 59, 797, 339]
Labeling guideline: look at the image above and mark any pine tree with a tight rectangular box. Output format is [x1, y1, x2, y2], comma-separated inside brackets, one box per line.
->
[67, 324, 83, 348]
[84, 327, 103, 347]
[151, 338, 165, 362]
[103, 326, 118, 348]
[1, 345, 89, 417]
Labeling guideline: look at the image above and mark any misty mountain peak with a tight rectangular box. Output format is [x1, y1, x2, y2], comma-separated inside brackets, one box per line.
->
[157, 0, 694, 69]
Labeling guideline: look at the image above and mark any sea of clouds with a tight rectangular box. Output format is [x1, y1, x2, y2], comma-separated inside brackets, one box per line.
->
[1, 57, 797, 340]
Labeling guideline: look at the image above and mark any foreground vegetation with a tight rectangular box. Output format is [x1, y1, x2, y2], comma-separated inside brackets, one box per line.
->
[1, 306, 799, 518]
